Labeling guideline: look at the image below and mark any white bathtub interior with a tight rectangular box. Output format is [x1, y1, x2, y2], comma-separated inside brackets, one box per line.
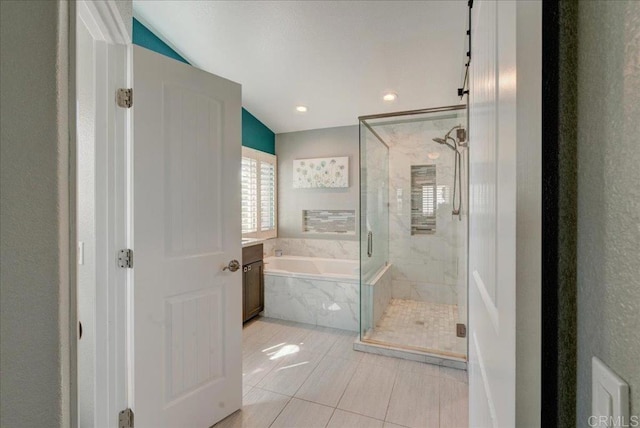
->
[265, 255, 359, 278]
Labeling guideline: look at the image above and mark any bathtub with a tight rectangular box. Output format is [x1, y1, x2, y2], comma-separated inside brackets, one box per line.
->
[263, 256, 359, 331]
[264, 256, 359, 282]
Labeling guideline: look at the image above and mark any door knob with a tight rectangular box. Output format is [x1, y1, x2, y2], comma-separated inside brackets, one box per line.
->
[223, 259, 240, 272]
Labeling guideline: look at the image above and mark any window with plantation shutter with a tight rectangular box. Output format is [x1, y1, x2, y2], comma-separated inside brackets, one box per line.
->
[260, 161, 276, 231]
[242, 147, 277, 240]
[241, 156, 258, 234]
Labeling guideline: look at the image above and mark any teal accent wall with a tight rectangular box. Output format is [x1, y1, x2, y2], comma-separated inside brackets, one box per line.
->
[242, 109, 275, 154]
[132, 18, 275, 154]
[132, 19, 188, 64]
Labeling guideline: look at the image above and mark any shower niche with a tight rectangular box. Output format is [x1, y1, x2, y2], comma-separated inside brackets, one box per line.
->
[410, 164, 437, 235]
[358, 105, 468, 368]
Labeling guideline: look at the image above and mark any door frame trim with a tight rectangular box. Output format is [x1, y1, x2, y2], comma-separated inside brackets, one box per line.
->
[71, 1, 131, 426]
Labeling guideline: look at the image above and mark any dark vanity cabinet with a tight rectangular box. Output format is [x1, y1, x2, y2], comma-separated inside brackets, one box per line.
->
[242, 244, 264, 323]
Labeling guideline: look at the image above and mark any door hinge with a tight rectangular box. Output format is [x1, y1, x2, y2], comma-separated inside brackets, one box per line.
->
[118, 249, 133, 268]
[116, 88, 133, 108]
[456, 323, 467, 338]
[118, 408, 134, 428]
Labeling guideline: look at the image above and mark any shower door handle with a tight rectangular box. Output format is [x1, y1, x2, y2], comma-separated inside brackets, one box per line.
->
[367, 231, 373, 258]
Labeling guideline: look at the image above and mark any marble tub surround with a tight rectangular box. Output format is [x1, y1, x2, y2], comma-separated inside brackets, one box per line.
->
[263, 273, 359, 331]
[263, 238, 358, 260]
[262, 238, 277, 258]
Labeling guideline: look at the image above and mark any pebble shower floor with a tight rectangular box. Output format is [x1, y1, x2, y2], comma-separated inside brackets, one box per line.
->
[363, 298, 466, 357]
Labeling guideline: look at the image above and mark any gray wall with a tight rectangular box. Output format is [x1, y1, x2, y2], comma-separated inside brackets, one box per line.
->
[276, 125, 359, 240]
[576, 0, 640, 423]
[0, 1, 70, 426]
[557, 1, 579, 425]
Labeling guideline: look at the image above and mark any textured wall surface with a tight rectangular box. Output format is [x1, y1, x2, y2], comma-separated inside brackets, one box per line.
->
[557, 1, 579, 426]
[0, 1, 69, 426]
[276, 126, 359, 240]
[114, 0, 132, 38]
[576, 0, 640, 423]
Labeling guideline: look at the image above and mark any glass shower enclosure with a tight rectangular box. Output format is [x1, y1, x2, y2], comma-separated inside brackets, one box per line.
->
[359, 105, 468, 363]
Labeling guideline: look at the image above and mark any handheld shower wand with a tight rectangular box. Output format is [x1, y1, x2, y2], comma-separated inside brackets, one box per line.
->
[431, 125, 466, 218]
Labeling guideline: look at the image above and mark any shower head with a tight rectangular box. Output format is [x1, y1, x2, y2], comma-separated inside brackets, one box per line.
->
[432, 137, 457, 151]
[433, 124, 467, 152]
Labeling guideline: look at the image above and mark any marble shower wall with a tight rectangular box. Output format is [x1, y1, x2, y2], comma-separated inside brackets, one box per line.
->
[374, 115, 468, 306]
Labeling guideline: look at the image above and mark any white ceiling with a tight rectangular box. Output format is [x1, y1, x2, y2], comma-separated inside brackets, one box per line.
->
[133, 1, 467, 134]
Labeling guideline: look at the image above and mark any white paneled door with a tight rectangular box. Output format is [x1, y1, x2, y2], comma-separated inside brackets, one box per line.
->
[468, 1, 517, 427]
[132, 45, 242, 427]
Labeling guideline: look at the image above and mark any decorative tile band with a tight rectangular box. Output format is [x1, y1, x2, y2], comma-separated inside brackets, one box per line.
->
[302, 209, 356, 235]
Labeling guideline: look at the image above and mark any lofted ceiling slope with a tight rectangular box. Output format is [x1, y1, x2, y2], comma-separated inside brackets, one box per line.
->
[134, 1, 467, 134]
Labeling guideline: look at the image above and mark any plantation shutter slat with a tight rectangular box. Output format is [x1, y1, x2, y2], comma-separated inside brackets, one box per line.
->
[260, 161, 276, 232]
[241, 156, 258, 234]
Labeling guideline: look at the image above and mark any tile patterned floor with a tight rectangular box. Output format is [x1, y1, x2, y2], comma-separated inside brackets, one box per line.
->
[363, 299, 467, 356]
[214, 317, 468, 428]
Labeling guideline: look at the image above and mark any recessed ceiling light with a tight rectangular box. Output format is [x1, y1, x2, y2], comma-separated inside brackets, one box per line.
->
[296, 105, 308, 113]
[383, 92, 398, 102]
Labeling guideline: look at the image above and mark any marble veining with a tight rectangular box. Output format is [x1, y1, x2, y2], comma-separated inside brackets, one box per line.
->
[263, 273, 359, 331]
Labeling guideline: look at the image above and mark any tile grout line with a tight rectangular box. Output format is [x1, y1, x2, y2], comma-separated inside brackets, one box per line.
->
[438, 374, 442, 428]
[333, 407, 387, 424]
[251, 322, 320, 393]
[288, 349, 326, 398]
[266, 392, 294, 428]
[330, 353, 360, 410]
[323, 407, 337, 428]
[382, 362, 400, 424]
[249, 321, 326, 427]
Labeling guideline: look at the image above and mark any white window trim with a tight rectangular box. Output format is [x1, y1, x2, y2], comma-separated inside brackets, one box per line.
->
[242, 146, 278, 240]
